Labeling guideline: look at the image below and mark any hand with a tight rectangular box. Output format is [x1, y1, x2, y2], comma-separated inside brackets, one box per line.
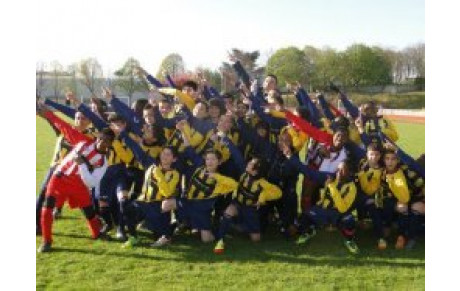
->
[255, 201, 262, 210]
[175, 120, 187, 132]
[239, 83, 250, 96]
[250, 80, 258, 94]
[36, 101, 50, 117]
[66, 91, 80, 106]
[102, 87, 112, 100]
[228, 52, 237, 63]
[383, 140, 397, 151]
[134, 66, 147, 77]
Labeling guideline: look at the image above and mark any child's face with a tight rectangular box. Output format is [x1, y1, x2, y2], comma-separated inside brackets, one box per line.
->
[209, 106, 221, 119]
[160, 148, 175, 167]
[205, 153, 220, 172]
[236, 103, 248, 118]
[182, 86, 197, 99]
[74, 112, 90, 130]
[384, 153, 399, 172]
[159, 102, 172, 115]
[143, 109, 155, 125]
[217, 115, 233, 133]
[336, 162, 349, 180]
[333, 131, 348, 148]
[367, 150, 381, 167]
[246, 159, 259, 176]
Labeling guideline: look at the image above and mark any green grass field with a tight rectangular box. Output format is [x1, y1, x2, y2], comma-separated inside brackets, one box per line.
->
[36, 117, 425, 290]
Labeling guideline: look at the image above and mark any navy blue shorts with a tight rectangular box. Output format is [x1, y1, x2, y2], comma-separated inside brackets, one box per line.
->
[308, 206, 355, 229]
[235, 203, 260, 234]
[177, 198, 216, 231]
[98, 164, 127, 203]
[135, 201, 170, 235]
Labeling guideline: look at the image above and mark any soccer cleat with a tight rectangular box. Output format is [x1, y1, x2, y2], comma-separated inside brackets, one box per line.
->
[344, 240, 360, 255]
[100, 224, 113, 235]
[395, 235, 406, 250]
[296, 229, 316, 245]
[122, 236, 138, 249]
[213, 239, 225, 254]
[53, 208, 62, 219]
[151, 236, 171, 248]
[96, 231, 112, 241]
[377, 238, 387, 250]
[37, 242, 52, 253]
[405, 239, 416, 250]
[116, 228, 128, 242]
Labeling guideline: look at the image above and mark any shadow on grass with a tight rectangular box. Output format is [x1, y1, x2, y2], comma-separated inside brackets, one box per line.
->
[44, 228, 425, 269]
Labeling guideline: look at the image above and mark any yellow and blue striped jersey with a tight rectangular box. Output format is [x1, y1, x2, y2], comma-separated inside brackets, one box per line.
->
[235, 173, 282, 206]
[186, 167, 238, 200]
[318, 179, 357, 213]
[138, 166, 180, 202]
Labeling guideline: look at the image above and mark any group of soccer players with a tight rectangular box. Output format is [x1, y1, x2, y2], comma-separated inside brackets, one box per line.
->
[36, 59, 425, 255]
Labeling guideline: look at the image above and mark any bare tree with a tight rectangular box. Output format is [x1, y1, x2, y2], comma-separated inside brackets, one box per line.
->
[78, 58, 103, 97]
[50, 60, 64, 102]
[36, 62, 46, 98]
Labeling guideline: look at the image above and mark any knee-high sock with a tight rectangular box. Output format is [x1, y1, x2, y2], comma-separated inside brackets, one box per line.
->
[159, 211, 171, 237]
[41, 208, 54, 244]
[99, 206, 113, 228]
[87, 216, 101, 239]
[216, 214, 234, 241]
[398, 212, 410, 237]
[36, 193, 46, 230]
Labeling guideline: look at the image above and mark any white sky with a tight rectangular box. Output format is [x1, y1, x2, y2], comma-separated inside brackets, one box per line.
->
[36, 0, 424, 75]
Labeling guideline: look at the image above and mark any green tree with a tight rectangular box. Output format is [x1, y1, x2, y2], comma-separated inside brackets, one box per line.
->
[340, 44, 393, 86]
[156, 53, 185, 79]
[113, 57, 149, 105]
[266, 46, 312, 88]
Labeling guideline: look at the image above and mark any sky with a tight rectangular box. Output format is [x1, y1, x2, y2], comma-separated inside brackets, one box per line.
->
[36, 0, 424, 75]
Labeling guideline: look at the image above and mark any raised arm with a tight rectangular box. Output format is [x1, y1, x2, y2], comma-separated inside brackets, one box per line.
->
[284, 110, 333, 146]
[107, 92, 143, 137]
[118, 130, 155, 169]
[317, 94, 336, 121]
[221, 135, 245, 175]
[381, 133, 424, 178]
[250, 94, 287, 130]
[165, 74, 177, 88]
[41, 110, 92, 146]
[232, 60, 251, 88]
[158, 88, 196, 111]
[296, 88, 322, 128]
[44, 98, 76, 119]
[77, 103, 108, 131]
[338, 93, 359, 119]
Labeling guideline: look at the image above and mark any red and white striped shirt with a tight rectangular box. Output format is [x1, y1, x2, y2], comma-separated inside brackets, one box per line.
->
[55, 141, 105, 176]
